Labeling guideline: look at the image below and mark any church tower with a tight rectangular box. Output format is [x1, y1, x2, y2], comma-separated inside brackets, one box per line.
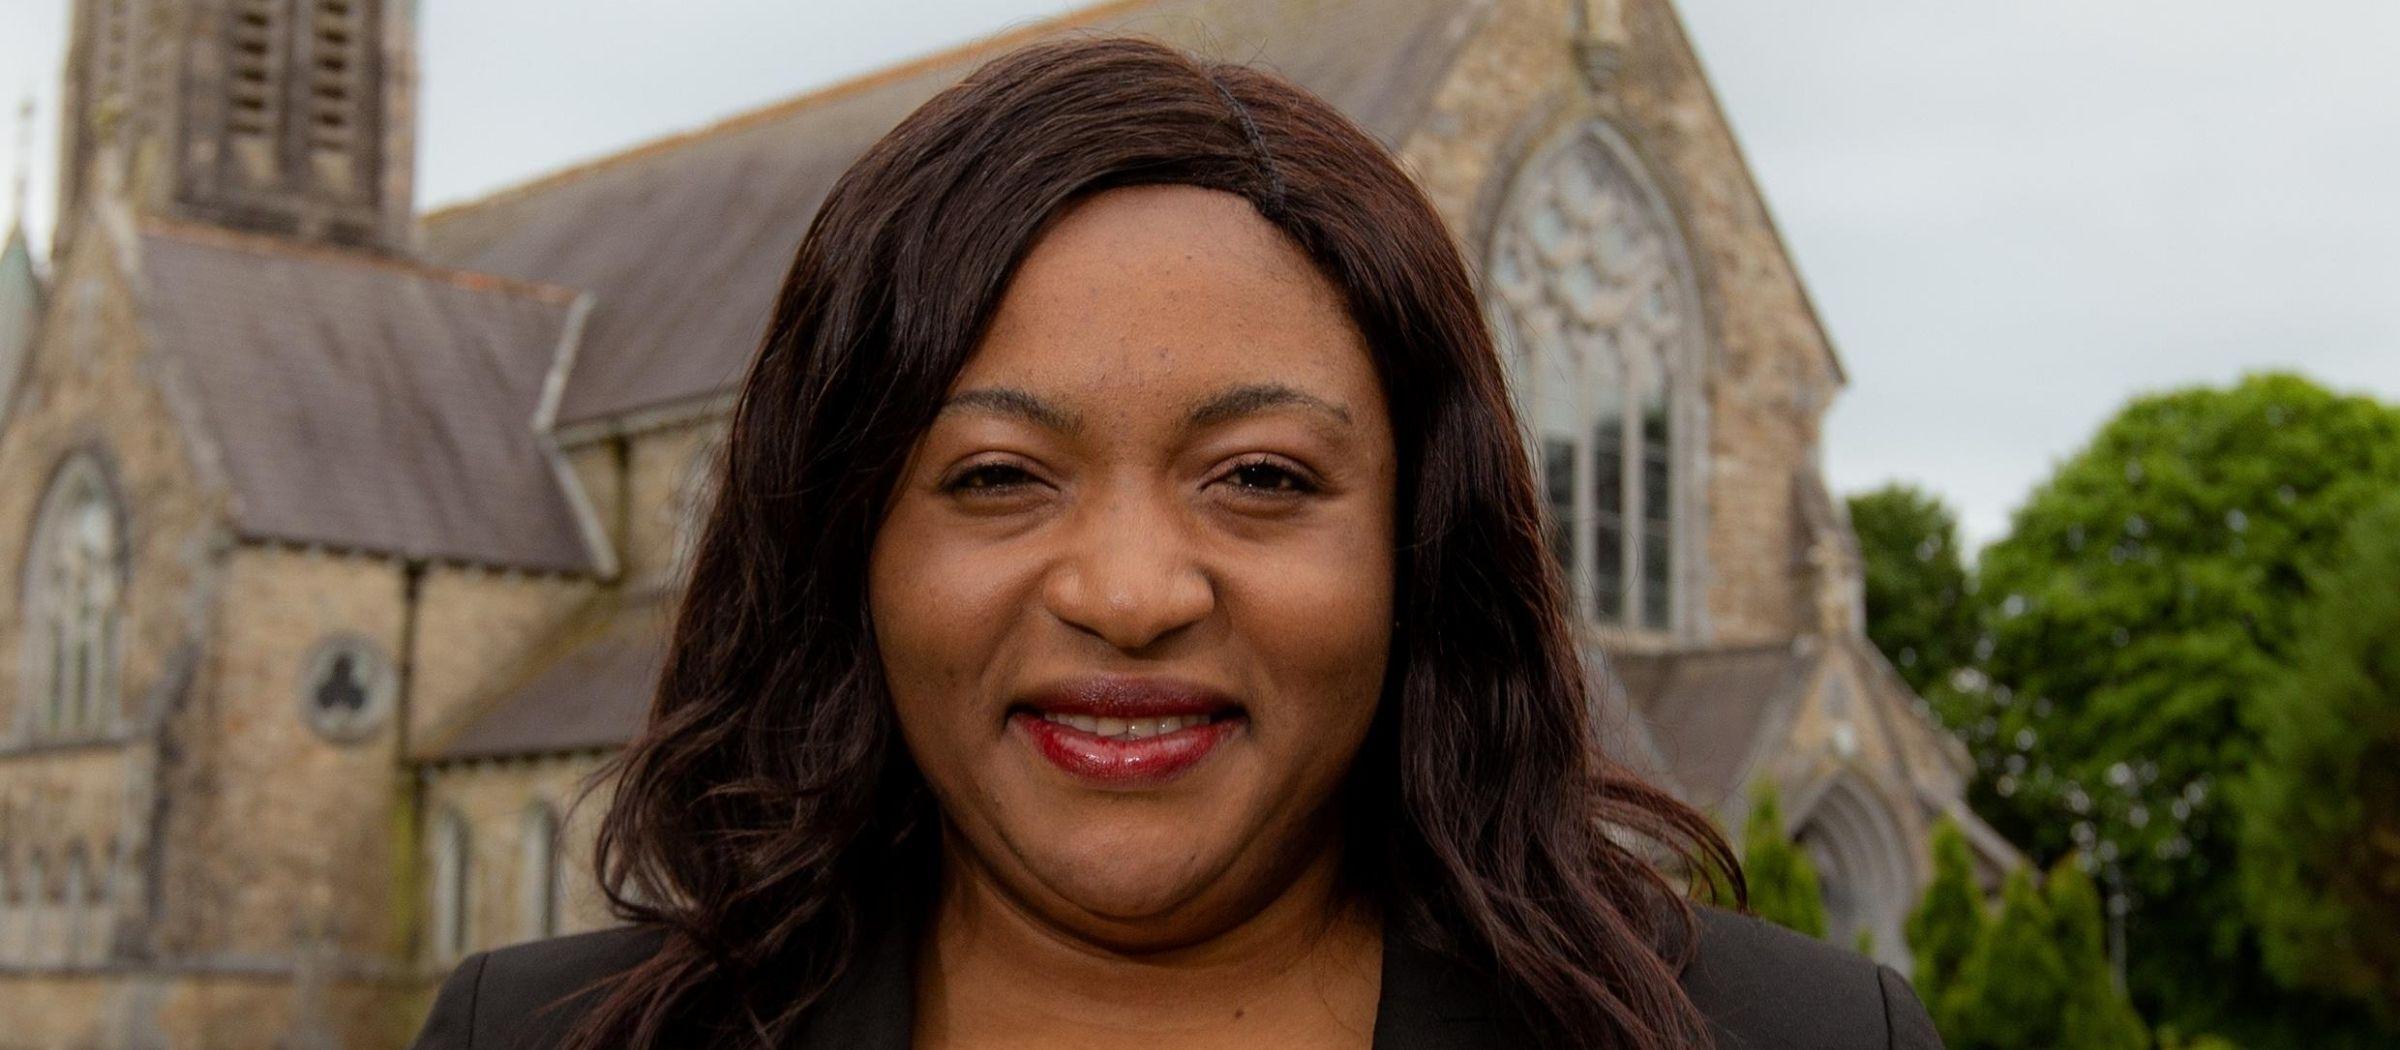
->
[53, 0, 418, 260]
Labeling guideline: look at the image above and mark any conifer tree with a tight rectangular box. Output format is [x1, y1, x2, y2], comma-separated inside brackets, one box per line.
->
[1739, 781, 1828, 938]
[1941, 868, 2070, 1050]
[2046, 855, 2150, 1050]
[1905, 817, 1985, 1010]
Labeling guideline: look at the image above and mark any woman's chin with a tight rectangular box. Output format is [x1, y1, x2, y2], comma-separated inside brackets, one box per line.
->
[1011, 849, 1246, 943]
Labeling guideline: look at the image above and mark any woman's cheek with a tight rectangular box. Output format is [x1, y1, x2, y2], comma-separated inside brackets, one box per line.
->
[1240, 528, 1393, 737]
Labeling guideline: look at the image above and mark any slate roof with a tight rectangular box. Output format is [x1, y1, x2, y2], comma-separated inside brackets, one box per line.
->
[134, 220, 601, 572]
[418, 0, 1481, 428]
[1606, 642, 1817, 810]
[425, 586, 674, 761]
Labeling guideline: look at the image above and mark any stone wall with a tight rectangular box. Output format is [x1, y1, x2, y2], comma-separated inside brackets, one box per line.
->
[407, 566, 603, 749]
[619, 419, 724, 591]
[418, 753, 620, 967]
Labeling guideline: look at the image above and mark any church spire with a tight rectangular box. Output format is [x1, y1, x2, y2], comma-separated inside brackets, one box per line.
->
[54, 0, 419, 259]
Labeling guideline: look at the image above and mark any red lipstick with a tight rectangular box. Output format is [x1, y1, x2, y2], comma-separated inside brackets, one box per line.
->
[1009, 676, 1244, 787]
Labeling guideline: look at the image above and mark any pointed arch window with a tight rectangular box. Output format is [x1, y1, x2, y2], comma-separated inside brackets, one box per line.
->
[519, 803, 562, 942]
[430, 808, 473, 962]
[20, 454, 125, 740]
[61, 845, 91, 968]
[1487, 120, 1704, 633]
[0, 851, 13, 964]
[24, 851, 51, 967]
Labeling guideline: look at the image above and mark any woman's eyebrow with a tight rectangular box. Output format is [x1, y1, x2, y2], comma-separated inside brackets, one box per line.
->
[937, 382, 1354, 435]
[1186, 383, 1354, 432]
[940, 386, 1084, 434]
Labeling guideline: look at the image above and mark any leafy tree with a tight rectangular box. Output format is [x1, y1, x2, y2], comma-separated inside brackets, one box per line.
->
[1740, 781, 1827, 938]
[2155, 1028, 2241, 1050]
[2236, 493, 2400, 1029]
[1905, 818, 1985, 1011]
[1941, 868, 2070, 1049]
[1850, 483, 1979, 701]
[2046, 855, 2150, 1050]
[1965, 372, 2400, 1041]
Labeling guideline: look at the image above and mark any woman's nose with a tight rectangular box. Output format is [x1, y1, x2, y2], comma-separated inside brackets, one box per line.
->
[1039, 483, 1215, 651]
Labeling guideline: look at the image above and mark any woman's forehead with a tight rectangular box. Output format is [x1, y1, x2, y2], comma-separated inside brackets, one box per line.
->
[958, 184, 1373, 404]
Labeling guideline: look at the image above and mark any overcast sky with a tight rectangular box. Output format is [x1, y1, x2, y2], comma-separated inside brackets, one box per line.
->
[3, 0, 2395, 548]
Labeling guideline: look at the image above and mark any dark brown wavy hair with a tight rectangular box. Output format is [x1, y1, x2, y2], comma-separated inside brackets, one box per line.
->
[560, 32, 1742, 1050]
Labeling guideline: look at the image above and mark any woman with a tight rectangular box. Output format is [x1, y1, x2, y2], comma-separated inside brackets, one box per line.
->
[413, 34, 1942, 1050]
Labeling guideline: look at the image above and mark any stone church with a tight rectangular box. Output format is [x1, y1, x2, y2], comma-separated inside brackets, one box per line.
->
[0, 0, 2018, 1045]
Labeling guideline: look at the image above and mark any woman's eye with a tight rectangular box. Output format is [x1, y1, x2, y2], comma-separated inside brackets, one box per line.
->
[943, 462, 1037, 494]
[1221, 459, 1318, 497]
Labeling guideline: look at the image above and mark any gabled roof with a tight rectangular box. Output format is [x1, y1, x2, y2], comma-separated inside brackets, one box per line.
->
[133, 220, 602, 572]
[1607, 641, 1818, 811]
[423, 584, 673, 761]
[418, 0, 1481, 428]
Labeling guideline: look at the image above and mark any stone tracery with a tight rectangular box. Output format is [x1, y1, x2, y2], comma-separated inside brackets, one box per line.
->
[19, 454, 123, 741]
[1486, 121, 1702, 631]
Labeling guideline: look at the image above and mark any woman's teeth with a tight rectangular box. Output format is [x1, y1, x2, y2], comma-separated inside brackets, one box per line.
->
[1037, 711, 1213, 740]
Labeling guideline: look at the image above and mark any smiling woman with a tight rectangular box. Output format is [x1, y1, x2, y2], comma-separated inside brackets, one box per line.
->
[408, 33, 1938, 1050]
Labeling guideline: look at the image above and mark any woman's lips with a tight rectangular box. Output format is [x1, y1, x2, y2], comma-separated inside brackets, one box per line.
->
[1010, 709, 1244, 787]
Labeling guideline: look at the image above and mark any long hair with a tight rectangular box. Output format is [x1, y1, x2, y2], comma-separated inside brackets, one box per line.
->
[562, 33, 1743, 1050]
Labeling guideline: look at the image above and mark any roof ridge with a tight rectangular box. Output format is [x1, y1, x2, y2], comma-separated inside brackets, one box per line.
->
[418, 0, 1160, 229]
[136, 216, 586, 305]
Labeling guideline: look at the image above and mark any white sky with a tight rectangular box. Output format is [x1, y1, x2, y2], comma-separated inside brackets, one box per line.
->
[3, 0, 2395, 549]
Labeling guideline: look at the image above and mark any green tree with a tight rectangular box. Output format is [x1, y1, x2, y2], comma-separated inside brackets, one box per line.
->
[1905, 818, 1986, 1011]
[1967, 372, 2400, 1042]
[2047, 855, 2150, 1050]
[1740, 781, 1827, 938]
[1849, 483, 1979, 701]
[1941, 868, 2070, 1050]
[2236, 493, 2400, 1029]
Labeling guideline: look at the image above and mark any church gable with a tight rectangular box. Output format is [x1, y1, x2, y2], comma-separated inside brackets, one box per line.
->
[0, 203, 232, 744]
[1399, 0, 1846, 648]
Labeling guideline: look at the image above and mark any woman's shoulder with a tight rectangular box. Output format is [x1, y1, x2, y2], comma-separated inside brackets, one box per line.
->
[1679, 904, 1944, 1049]
[411, 924, 669, 1050]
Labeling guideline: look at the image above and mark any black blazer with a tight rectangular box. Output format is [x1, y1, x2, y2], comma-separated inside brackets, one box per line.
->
[411, 905, 1942, 1049]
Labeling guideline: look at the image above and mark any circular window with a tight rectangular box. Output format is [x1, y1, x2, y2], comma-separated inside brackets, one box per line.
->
[298, 634, 396, 742]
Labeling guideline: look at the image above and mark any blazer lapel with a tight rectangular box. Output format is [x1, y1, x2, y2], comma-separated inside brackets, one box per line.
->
[786, 920, 917, 1050]
[1369, 934, 1536, 1050]
[782, 911, 1693, 1049]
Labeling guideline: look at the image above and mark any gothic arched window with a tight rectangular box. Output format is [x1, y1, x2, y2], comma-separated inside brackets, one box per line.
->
[519, 802, 562, 942]
[1486, 121, 1705, 634]
[23, 850, 51, 968]
[61, 844, 91, 968]
[0, 850, 13, 964]
[20, 454, 125, 740]
[431, 808, 473, 962]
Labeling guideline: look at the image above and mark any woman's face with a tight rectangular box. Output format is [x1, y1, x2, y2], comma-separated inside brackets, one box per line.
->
[869, 184, 1397, 948]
